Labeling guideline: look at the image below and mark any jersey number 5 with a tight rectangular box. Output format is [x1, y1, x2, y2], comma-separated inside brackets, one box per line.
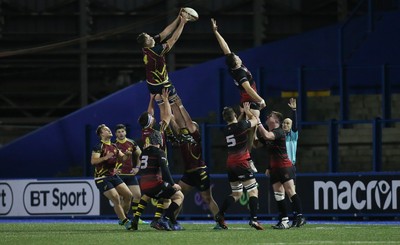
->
[226, 135, 236, 147]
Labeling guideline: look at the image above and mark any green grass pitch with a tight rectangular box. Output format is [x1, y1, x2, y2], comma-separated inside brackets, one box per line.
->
[1, 222, 399, 245]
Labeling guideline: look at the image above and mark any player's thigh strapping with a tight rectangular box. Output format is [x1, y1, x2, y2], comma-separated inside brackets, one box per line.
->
[180, 167, 211, 192]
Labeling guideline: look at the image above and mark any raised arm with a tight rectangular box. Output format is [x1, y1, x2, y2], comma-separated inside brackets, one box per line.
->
[243, 102, 258, 127]
[147, 93, 156, 116]
[237, 107, 245, 122]
[257, 123, 276, 140]
[211, 18, 231, 55]
[158, 9, 183, 41]
[165, 15, 188, 50]
[241, 82, 266, 109]
[168, 114, 180, 133]
[174, 97, 197, 133]
[160, 88, 172, 127]
[160, 153, 175, 185]
[288, 98, 298, 132]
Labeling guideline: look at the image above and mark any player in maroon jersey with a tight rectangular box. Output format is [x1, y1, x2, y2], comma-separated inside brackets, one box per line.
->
[168, 97, 221, 228]
[91, 124, 133, 230]
[114, 124, 143, 221]
[137, 9, 189, 130]
[257, 111, 306, 229]
[214, 103, 264, 230]
[138, 89, 178, 151]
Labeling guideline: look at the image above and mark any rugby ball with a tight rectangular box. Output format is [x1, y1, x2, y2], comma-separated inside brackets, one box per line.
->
[182, 7, 199, 22]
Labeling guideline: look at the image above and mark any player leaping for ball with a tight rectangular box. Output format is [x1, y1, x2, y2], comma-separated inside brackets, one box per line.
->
[137, 9, 190, 130]
[211, 18, 266, 172]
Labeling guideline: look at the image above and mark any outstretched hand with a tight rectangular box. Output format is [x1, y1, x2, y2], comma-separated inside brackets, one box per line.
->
[243, 102, 251, 113]
[179, 14, 188, 24]
[259, 99, 266, 109]
[161, 88, 170, 102]
[172, 183, 181, 191]
[288, 98, 297, 110]
[178, 8, 189, 23]
[211, 18, 218, 32]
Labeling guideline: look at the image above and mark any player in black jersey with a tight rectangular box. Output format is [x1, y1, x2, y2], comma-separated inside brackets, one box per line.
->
[136, 89, 175, 230]
[132, 130, 184, 231]
[214, 103, 264, 230]
[211, 18, 266, 167]
[257, 111, 306, 229]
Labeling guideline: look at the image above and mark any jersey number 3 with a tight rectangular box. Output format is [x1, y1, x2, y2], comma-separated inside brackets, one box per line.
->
[140, 155, 148, 169]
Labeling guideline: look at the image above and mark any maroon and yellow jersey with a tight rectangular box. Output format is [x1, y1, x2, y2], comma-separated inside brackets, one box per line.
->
[229, 64, 258, 103]
[179, 130, 206, 172]
[142, 35, 170, 86]
[141, 121, 167, 152]
[139, 146, 166, 191]
[114, 138, 139, 174]
[224, 120, 252, 168]
[92, 141, 120, 178]
[264, 127, 293, 169]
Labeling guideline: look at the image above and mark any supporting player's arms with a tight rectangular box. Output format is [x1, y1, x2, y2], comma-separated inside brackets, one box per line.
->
[160, 156, 175, 185]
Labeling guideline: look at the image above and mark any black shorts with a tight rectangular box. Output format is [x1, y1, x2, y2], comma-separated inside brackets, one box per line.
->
[147, 82, 177, 100]
[180, 167, 211, 192]
[227, 163, 255, 182]
[270, 166, 296, 185]
[118, 174, 139, 186]
[142, 182, 177, 199]
[95, 175, 124, 194]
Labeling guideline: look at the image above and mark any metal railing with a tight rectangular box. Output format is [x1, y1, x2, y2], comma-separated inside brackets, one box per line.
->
[199, 118, 400, 174]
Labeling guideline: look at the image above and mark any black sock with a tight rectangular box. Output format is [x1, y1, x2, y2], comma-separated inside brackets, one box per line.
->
[165, 202, 180, 224]
[291, 194, 303, 216]
[276, 199, 288, 220]
[248, 196, 259, 220]
[220, 195, 236, 215]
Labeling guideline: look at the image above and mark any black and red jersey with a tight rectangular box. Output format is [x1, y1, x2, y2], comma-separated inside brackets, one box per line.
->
[224, 120, 252, 168]
[229, 64, 258, 103]
[264, 127, 293, 169]
[139, 146, 171, 191]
